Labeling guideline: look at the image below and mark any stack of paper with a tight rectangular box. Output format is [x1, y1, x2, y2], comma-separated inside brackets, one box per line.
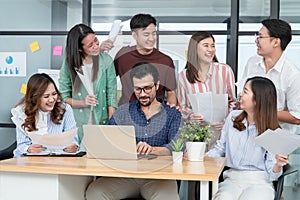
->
[28, 128, 77, 149]
[188, 92, 228, 123]
[108, 20, 123, 42]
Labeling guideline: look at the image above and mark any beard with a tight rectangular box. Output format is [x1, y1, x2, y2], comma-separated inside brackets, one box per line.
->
[138, 96, 152, 107]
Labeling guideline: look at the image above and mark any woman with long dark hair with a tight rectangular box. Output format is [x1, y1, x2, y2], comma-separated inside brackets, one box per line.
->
[208, 76, 289, 199]
[59, 24, 117, 144]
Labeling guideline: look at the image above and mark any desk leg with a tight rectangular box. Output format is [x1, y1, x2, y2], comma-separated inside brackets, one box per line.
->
[200, 181, 209, 200]
[0, 172, 92, 200]
[212, 181, 218, 196]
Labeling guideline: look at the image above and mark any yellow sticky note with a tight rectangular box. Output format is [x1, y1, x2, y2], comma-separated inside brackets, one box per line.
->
[30, 41, 40, 52]
[20, 83, 27, 94]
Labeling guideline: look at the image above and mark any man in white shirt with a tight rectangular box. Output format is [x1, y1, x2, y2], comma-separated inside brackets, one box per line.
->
[239, 19, 300, 134]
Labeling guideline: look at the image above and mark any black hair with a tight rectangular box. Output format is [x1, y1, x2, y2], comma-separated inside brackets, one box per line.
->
[130, 62, 159, 85]
[130, 13, 157, 30]
[262, 19, 292, 50]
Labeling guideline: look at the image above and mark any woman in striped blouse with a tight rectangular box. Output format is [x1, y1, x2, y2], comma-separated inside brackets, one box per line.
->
[178, 31, 237, 200]
[177, 31, 236, 149]
[11, 73, 79, 157]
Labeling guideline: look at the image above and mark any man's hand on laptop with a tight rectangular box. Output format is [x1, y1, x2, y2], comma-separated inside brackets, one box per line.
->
[136, 142, 171, 156]
[137, 141, 152, 155]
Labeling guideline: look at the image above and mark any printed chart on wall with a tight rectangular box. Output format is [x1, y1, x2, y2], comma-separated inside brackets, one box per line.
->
[0, 52, 26, 77]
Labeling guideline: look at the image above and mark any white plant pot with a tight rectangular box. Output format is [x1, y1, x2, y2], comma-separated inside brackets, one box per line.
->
[172, 151, 183, 163]
[186, 141, 206, 161]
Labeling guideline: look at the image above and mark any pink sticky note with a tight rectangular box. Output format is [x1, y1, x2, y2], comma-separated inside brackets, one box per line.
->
[53, 46, 63, 56]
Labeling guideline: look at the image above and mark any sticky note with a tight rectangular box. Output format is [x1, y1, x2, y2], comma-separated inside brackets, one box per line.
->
[53, 45, 63, 56]
[30, 41, 40, 53]
[20, 83, 27, 94]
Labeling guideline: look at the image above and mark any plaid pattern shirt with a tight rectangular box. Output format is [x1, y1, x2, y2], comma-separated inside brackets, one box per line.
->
[109, 98, 183, 151]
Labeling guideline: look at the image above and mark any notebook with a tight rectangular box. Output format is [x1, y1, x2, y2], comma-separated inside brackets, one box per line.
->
[23, 151, 86, 157]
[82, 125, 156, 160]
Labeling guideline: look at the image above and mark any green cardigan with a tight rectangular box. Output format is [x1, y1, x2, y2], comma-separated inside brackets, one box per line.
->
[59, 53, 117, 143]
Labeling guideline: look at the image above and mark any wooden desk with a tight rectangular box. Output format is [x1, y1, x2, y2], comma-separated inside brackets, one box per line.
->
[0, 156, 226, 200]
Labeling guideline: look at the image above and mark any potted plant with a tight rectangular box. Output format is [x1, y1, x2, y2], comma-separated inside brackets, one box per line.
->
[171, 138, 184, 163]
[180, 122, 212, 161]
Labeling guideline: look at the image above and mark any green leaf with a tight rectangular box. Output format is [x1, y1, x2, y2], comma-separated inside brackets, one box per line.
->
[179, 122, 212, 142]
[171, 138, 184, 152]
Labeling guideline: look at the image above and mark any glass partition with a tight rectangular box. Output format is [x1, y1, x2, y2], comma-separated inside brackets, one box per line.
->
[0, 0, 82, 31]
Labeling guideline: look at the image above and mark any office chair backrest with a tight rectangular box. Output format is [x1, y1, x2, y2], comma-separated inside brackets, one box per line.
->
[191, 165, 298, 200]
[0, 141, 16, 160]
[0, 125, 16, 160]
[274, 164, 298, 200]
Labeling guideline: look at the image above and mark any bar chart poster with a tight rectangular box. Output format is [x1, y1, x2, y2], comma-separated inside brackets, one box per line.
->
[0, 52, 26, 77]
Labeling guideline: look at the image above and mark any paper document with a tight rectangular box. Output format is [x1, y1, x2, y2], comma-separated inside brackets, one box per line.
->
[188, 92, 228, 123]
[108, 20, 123, 42]
[76, 67, 93, 95]
[28, 128, 77, 149]
[76, 67, 96, 124]
[254, 128, 300, 155]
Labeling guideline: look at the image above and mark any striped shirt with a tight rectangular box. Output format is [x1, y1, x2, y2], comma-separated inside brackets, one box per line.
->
[177, 62, 236, 121]
[207, 110, 282, 182]
[13, 103, 78, 157]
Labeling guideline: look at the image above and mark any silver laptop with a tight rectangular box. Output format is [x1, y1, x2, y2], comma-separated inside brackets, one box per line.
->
[82, 125, 139, 160]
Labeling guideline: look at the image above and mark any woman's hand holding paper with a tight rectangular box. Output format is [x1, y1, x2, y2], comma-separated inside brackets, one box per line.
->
[273, 154, 289, 173]
[85, 94, 98, 107]
[189, 113, 205, 123]
[27, 144, 45, 154]
[63, 144, 78, 153]
[211, 121, 225, 131]
[100, 39, 114, 52]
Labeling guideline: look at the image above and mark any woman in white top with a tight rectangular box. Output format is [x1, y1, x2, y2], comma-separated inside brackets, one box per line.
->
[208, 76, 289, 200]
[11, 73, 78, 157]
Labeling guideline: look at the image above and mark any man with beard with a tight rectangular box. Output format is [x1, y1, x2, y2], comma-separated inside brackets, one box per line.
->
[85, 62, 182, 200]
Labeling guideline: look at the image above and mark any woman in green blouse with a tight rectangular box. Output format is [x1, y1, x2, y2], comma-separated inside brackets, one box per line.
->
[59, 24, 117, 144]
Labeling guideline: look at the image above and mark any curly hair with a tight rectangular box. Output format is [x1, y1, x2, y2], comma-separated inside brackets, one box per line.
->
[16, 73, 66, 132]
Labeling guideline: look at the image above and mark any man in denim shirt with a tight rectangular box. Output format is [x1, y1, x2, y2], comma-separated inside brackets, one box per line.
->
[85, 62, 182, 200]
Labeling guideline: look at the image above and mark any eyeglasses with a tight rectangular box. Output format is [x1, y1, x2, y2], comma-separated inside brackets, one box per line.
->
[133, 84, 156, 94]
[254, 33, 273, 40]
